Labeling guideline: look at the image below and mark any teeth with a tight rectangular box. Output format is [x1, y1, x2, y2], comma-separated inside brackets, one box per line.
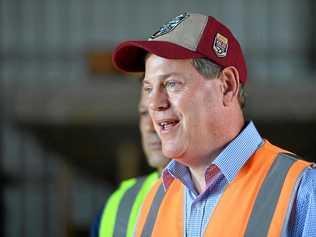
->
[159, 121, 177, 130]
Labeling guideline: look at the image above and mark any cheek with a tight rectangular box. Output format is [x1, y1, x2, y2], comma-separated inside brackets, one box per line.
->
[182, 93, 221, 135]
[170, 91, 196, 114]
[139, 123, 145, 136]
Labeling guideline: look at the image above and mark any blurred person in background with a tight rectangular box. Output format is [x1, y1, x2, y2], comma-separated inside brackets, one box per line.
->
[112, 12, 316, 236]
[90, 91, 169, 237]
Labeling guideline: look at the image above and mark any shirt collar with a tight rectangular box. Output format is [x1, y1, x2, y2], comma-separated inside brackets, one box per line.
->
[162, 121, 263, 190]
[211, 121, 263, 183]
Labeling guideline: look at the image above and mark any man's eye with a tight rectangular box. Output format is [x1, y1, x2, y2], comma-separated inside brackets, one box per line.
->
[165, 81, 176, 88]
[139, 110, 149, 117]
[165, 80, 181, 90]
[143, 86, 152, 94]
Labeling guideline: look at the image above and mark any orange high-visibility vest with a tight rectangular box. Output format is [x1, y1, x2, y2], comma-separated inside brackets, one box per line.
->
[134, 140, 312, 237]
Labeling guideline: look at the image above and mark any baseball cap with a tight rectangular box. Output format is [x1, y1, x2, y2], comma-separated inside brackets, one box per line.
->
[112, 13, 247, 84]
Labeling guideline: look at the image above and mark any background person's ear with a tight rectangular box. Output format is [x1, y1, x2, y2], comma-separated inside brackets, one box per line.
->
[219, 66, 240, 106]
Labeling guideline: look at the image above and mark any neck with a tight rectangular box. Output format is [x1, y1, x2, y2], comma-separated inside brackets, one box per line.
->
[186, 148, 221, 194]
[188, 116, 245, 194]
[188, 165, 208, 193]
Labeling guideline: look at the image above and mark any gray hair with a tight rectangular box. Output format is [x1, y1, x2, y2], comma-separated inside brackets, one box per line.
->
[192, 58, 246, 108]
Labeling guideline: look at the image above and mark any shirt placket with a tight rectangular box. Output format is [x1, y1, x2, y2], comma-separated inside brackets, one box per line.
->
[185, 165, 225, 237]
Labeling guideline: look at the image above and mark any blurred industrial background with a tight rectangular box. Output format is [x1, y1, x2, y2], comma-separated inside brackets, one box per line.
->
[0, 0, 315, 236]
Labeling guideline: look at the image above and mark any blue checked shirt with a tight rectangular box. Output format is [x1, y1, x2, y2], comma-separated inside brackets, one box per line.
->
[162, 121, 316, 237]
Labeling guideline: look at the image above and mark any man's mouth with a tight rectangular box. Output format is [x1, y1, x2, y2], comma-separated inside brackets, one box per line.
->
[157, 119, 180, 131]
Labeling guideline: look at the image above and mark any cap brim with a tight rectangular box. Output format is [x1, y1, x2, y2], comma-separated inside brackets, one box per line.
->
[112, 40, 203, 73]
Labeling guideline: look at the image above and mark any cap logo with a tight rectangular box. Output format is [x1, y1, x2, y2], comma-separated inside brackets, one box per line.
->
[150, 13, 190, 39]
[213, 33, 228, 57]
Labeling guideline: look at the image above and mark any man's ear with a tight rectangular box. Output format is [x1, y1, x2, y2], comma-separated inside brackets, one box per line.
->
[219, 66, 240, 106]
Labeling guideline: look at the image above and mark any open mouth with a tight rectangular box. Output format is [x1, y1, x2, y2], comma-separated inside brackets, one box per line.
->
[158, 120, 180, 131]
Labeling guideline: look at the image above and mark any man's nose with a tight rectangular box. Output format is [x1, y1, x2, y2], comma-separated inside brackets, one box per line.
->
[149, 89, 170, 111]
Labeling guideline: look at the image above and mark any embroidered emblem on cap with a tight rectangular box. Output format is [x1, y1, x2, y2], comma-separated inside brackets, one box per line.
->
[150, 13, 190, 39]
[213, 33, 228, 57]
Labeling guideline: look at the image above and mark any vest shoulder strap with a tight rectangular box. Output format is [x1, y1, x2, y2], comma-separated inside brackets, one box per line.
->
[134, 180, 164, 237]
[100, 172, 158, 237]
[141, 183, 165, 237]
[138, 179, 184, 237]
[267, 154, 311, 236]
[126, 172, 159, 237]
[245, 152, 309, 237]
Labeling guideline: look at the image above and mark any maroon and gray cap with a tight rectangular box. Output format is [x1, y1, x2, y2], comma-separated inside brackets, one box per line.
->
[112, 13, 247, 84]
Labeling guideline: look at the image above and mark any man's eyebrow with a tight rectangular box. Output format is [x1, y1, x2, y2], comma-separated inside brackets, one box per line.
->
[138, 106, 148, 114]
[139, 108, 147, 113]
[143, 80, 151, 85]
[143, 73, 180, 84]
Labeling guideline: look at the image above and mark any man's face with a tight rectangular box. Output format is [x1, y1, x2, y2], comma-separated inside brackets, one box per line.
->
[143, 55, 227, 164]
[139, 94, 169, 169]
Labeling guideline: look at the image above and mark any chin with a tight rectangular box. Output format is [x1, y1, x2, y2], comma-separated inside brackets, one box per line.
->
[146, 152, 165, 165]
[162, 145, 185, 160]
[162, 137, 188, 157]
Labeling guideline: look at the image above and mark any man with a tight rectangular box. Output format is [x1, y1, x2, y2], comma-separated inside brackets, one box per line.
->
[112, 13, 316, 236]
[90, 92, 169, 237]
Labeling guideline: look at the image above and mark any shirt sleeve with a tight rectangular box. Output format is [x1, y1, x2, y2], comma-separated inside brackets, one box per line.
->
[286, 167, 316, 237]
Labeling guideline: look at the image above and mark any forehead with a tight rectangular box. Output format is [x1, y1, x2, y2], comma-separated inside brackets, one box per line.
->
[144, 54, 193, 79]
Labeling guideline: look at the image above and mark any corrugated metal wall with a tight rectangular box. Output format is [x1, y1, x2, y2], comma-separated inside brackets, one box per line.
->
[1, 0, 312, 84]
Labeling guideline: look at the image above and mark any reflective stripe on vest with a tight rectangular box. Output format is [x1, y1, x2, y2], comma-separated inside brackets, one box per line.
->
[135, 141, 311, 237]
[141, 184, 165, 237]
[244, 153, 300, 237]
[99, 172, 158, 237]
